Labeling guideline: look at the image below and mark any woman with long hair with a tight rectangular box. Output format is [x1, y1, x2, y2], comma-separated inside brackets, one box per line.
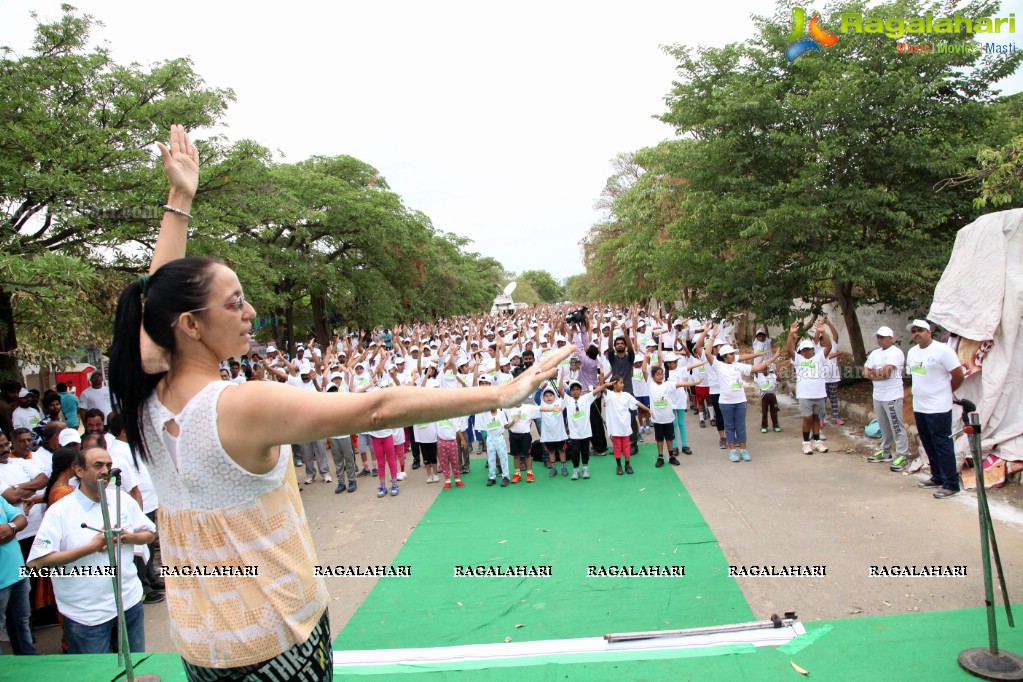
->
[108, 125, 572, 681]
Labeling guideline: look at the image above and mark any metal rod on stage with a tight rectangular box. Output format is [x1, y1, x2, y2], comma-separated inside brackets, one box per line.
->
[606, 613, 798, 643]
[955, 400, 1023, 680]
[94, 467, 136, 680]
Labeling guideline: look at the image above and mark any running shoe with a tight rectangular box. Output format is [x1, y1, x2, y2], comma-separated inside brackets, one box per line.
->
[335, 482, 346, 494]
[526, 472, 535, 483]
[655, 456, 665, 468]
[933, 488, 959, 499]
[616, 464, 623, 475]
[501, 477, 510, 487]
[801, 441, 813, 455]
[890, 455, 908, 472]
[377, 485, 387, 498]
[740, 450, 751, 462]
[561, 466, 568, 476]
[324, 475, 332, 483]
[681, 446, 693, 455]
[582, 466, 590, 479]
[390, 482, 399, 496]
[304, 476, 315, 485]
[357, 468, 371, 478]
[512, 472, 522, 483]
[668, 455, 681, 466]
[571, 469, 579, 480]
[868, 450, 892, 463]
[813, 440, 829, 453]
[918, 479, 942, 488]
[761, 427, 768, 433]
[397, 472, 407, 481]
[699, 420, 706, 429]
[729, 449, 740, 462]
[719, 437, 727, 449]
[371, 468, 378, 476]
[487, 478, 496, 486]
[774, 426, 782, 432]
[624, 463, 634, 475]
[549, 466, 557, 477]
[347, 481, 356, 493]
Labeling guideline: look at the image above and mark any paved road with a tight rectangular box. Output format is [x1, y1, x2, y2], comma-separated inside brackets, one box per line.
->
[20, 398, 1023, 655]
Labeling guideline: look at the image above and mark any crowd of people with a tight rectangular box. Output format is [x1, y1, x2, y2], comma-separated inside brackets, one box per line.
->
[0, 126, 967, 681]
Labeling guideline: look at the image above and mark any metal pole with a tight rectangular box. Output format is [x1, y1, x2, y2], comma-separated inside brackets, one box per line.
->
[95, 474, 135, 682]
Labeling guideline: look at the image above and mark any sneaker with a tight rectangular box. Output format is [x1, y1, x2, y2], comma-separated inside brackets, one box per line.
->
[397, 472, 407, 481]
[582, 466, 590, 479]
[729, 449, 740, 462]
[624, 463, 634, 475]
[934, 488, 960, 499]
[918, 479, 942, 488]
[390, 482, 399, 496]
[412, 461, 421, 470]
[526, 472, 535, 483]
[681, 446, 693, 455]
[616, 464, 624, 475]
[868, 450, 893, 463]
[834, 417, 845, 425]
[818, 431, 827, 441]
[571, 469, 579, 480]
[512, 472, 522, 484]
[144, 591, 166, 604]
[347, 481, 356, 493]
[774, 426, 782, 432]
[324, 475, 332, 483]
[357, 468, 371, 477]
[461, 466, 470, 474]
[813, 440, 829, 453]
[335, 482, 346, 494]
[549, 466, 557, 477]
[761, 427, 768, 433]
[305, 476, 315, 485]
[443, 480, 452, 489]
[371, 468, 378, 476]
[890, 455, 908, 472]
[501, 477, 510, 487]
[719, 438, 727, 450]
[699, 420, 706, 429]
[487, 478, 496, 486]
[740, 449, 751, 462]
[655, 456, 665, 468]
[377, 485, 387, 498]
[710, 418, 716, 427]
[455, 479, 465, 488]
[561, 466, 568, 476]
[668, 455, 681, 466]
[801, 441, 813, 455]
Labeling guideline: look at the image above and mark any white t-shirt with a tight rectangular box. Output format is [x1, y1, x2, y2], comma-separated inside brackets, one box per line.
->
[792, 351, 828, 400]
[906, 341, 961, 414]
[412, 420, 438, 444]
[647, 381, 679, 424]
[821, 345, 840, 384]
[79, 386, 114, 418]
[754, 372, 778, 396]
[539, 398, 568, 442]
[28, 489, 154, 626]
[436, 415, 467, 441]
[476, 410, 508, 443]
[631, 366, 649, 398]
[563, 393, 596, 439]
[604, 391, 638, 438]
[712, 361, 752, 405]
[865, 345, 906, 402]
[12, 406, 42, 431]
[0, 457, 45, 540]
[666, 367, 691, 410]
[506, 404, 537, 435]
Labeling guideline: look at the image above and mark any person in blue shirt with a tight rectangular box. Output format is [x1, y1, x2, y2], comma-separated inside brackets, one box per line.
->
[56, 382, 80, 429]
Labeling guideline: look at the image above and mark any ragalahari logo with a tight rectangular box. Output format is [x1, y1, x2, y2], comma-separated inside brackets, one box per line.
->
[786, 7, 840, 62]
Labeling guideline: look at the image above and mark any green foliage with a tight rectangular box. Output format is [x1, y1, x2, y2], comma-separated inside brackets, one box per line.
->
[519, 269, 564, 303]
[582, 0, 1020, 361]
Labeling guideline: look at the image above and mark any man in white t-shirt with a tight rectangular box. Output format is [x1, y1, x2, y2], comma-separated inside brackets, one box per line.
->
[906, 320, 965, 498]
[78, 371, 113, 420]
[28, 446, 155, 653]
[787, 320, 831, 455]
[863, 326, 910, 468]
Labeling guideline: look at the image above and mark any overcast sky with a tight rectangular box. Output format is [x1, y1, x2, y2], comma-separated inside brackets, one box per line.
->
[3, 0, 1021, 281]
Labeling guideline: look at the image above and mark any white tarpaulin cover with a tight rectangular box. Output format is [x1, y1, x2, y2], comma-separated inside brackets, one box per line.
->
[929, 209, 1023, 462]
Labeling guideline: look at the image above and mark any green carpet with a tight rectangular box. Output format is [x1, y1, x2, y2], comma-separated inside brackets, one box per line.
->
[335, 444, 754, 650]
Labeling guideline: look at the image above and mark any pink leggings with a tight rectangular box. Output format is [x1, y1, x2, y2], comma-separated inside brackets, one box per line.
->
[611, 435, 631, 460]
[438, 438, 459, 480]
[372, 436, 398, 481]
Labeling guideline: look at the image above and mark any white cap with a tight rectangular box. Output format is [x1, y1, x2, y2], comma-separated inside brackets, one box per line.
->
[712, 338, 726, 347]
[499, 356, 511, 366]
[58, 428, 81, 447]
[718, 344, 737, 355]
[509, 350, 521, 359]
[299, 361, 313, 374]
[266, 345, 277, 353]
[554, 334, 566, 343]
[568, 380, 583, 389]
[456, 356, 470, 367]
[409, 345, 420, 352]
[797, 339, 815, 351]
[673, 318, 684, 327]
[644, 338, 657, 347]
[478, 375, 492, 384]
[875, 326, 894, 337]
[329, 371, 344, 382]
[600, 323, 611, 330]
[470, 340, 479, 346]
[18, 388, 29, 398]
[634, 353, 645, 362]
[395, 356, 406, 364]
[755, 328, 768, 336]
[663, 352, 679, 362]
[907, 319, 931, 332]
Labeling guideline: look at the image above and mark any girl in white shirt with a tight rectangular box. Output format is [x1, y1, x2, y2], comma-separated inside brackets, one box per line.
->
[648, 361, 704, 468]
[604, 375, 651, 475]
[539, 386, 569, 477]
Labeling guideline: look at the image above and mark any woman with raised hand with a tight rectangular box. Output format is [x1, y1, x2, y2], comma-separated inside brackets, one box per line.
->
[108, 125, 574, 681]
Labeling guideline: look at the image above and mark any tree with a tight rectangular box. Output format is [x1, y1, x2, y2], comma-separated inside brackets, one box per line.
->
[0, 7, 233, 375]
[519, 269, 564, 303]
[585, 0, 1021, 363]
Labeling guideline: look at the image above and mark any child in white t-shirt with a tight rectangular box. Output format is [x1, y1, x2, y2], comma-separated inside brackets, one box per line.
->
[604, 375, 651, 475]
[539, 386, 569, 477]
[754, 366, 781, 433]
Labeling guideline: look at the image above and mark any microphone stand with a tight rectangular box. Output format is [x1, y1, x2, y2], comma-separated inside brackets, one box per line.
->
[83, 468, 160, 682]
